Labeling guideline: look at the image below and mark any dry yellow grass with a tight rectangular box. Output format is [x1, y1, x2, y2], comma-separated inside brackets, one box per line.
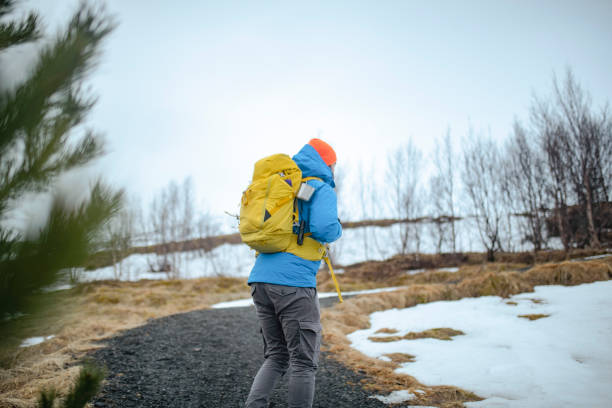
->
[518, 314, 550, 321]
[374, 327, 398, 335]
[2, 254, 610, 407]
[369, 327, 464, 343]
[320, 256, 612, 407]
[0, 276, 250, 408]
[524, 259, 611, 286]
[383, 353, 416, 364]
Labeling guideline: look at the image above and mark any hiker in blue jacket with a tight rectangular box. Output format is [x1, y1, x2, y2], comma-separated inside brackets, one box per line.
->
[245, 139, 342, 408]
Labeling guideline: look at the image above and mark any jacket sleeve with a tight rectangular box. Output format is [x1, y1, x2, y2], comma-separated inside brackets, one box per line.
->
[307, 182, 342, 243]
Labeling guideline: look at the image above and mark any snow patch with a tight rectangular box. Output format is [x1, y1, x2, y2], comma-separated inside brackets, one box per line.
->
[348, 280, 612, 407]
[82, 244, 256, 282]
[578, 254, 611, 261]
[20, 335, 55, 348]
[369, 390, 416, 404]
[41, 283, 74, 293]
[212, 298, 253, 309]
[405, 266, 458, 276]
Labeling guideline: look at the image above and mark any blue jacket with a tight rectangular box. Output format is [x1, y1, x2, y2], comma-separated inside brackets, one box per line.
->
[247, 144, 342, 287]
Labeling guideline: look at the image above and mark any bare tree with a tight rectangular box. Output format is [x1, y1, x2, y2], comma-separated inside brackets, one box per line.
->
[554, 71, 600, 247]
[412, 186, 425, 257]
[505, 121, 549, 253]
[149, 182, 173, 275]
[180, 176, 195, 243]
[430, 129, 458, 253]
[195, 209, 223, 275]
[386, 140, 422, 255]
[536, 112, 574, 252]
[531, 69, 611, 250]
[357, 163, 373, 257]
[105, 200, 139, 280]
[462, 131, 507, 261]
[429, 173, 446, 254]
[148, 177, 196, 278]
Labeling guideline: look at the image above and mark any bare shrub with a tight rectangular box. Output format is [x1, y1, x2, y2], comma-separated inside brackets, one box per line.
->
[430, 129, 459, 253]
[461, 130, 508, 261]
[148, 178, 199, 279]
[456, 272, 531, 298]
[505, 122, 549, 253]
[104, 197, 141, 280]
[524, 260, 611, 286]
[355, 161, 386, 260]
[386, 140, 423, 255]
[531, 69, 612, 250]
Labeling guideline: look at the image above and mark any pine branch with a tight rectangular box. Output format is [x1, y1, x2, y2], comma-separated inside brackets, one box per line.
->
[0, 182, 123, 318]
[0, 102, 104, 211]
[36, 361, 105, 408]
[0, 0, 12, 17]
[0, 3, 116, 153]
[0, 11, 40, 51]
[59, 130, 105, 170]
[0, 0, 123, 362]
[61, 361, 105, 408]
[37, 388, 56, 408]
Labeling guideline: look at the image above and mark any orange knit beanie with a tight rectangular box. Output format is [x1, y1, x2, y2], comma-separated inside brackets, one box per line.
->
[308, 138, 337, 166]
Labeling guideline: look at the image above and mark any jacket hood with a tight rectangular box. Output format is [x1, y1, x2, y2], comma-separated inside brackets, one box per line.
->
[293, 144, 335, 188]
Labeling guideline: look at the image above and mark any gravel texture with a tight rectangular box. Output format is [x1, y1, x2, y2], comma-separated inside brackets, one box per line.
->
[91, 296, 390, 407]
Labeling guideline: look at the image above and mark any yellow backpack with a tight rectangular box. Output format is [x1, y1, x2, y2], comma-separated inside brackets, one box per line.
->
[239, 154, 325, 260]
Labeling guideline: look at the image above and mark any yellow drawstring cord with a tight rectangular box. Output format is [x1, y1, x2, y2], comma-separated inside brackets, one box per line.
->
[323, 251, 343, 303]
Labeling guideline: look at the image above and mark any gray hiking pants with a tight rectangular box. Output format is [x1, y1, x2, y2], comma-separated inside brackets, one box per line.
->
[245, 283, 322, 408]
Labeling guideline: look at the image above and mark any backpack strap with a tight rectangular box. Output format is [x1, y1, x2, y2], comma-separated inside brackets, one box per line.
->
[293, 176, 323, 225]
[302, 176, 323, 183]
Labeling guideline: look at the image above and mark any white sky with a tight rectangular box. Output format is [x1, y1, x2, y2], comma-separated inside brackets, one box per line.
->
[18, 0, 612, 222]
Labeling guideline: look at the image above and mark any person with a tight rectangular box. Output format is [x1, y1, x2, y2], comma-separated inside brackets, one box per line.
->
[245, 139, 342, 408]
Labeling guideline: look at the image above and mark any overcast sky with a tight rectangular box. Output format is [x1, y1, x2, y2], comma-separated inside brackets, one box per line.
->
[16, 0, 612, 223]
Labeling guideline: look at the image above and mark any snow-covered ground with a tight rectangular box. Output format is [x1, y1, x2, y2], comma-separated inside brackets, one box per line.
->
[80, 223, 445, 283]
[348, 280, 612, 408]
[77, 220, 606, 284]
[80, 243, 256, 282]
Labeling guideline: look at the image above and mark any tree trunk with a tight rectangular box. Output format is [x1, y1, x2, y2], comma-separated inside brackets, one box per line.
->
[583, 170, 601, 248]
[450, 218, 457, 253]
[555, 195, 571, 256]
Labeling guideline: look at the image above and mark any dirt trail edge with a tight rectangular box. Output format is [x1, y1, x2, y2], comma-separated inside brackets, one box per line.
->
[91, 297, 389, 408]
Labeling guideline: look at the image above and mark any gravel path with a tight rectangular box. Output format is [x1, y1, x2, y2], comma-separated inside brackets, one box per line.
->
[91, 296, 390, 407]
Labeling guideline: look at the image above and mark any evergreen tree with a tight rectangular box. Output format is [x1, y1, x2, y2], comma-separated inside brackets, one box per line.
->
[0, 0, 121, 327]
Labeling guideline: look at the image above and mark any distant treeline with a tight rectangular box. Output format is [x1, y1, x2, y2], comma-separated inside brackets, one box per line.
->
[99, 69, 610, 272]
[459, 69, 610, 259]
[336, 69, 611, 261]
